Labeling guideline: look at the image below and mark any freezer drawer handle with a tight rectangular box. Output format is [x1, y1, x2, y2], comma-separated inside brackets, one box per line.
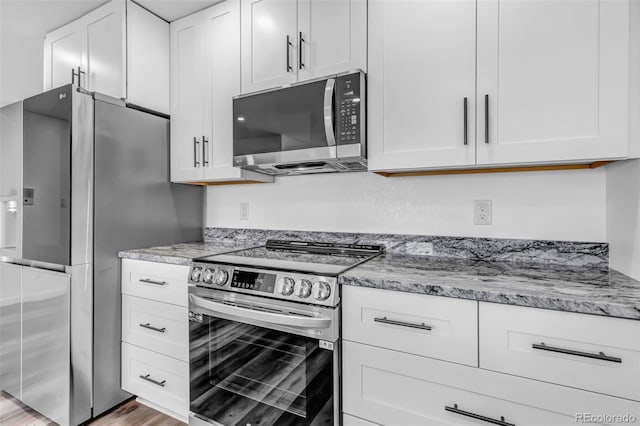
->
[373, 316, 432, 331]
[139, 374, 166, 388]
[139, 278, 167, 286]
[445, 404, 515, 426]
[139, 323, 166, 333]
[532, 342, 622, 363]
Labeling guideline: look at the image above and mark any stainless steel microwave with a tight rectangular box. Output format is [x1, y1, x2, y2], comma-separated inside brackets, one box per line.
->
[233, 70, 366, 176]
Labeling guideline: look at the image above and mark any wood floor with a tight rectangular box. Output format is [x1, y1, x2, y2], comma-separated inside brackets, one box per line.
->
[0, 391, 186, 426]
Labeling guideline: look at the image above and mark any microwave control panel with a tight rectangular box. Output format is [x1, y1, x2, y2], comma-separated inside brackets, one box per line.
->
[335, 73, 364, 145]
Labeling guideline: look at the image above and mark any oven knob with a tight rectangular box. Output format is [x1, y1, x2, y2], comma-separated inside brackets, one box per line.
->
[213, 269, 228, 286]
[295, 279, 313, 299]
[190, 266, 203, 282]
[278, 277, 295, 296]
[313, 281, 332, 301]
[202, 268, 215, 284]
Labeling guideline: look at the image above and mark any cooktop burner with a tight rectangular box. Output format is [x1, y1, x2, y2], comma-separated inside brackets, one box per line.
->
[195, 239, 384, 276]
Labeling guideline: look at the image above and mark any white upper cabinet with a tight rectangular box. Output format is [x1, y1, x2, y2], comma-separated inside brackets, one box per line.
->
[44, 25, 84, 91]
[369, 0, 633, 172]
[170, 0, 273, 184]
[476, 0, 629, 165]
[170, 13, 204, 183]
[368, 0, 477, 171]
[44, 0, 169, 113]
[240, 0, 367, 94]
[241, 0, 298, 93]
[297, 0, 367, 81]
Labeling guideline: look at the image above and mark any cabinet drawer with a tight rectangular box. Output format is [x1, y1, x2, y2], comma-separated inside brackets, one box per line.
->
[343, 414, 380, 426]
[342, 286, 478, 366]
[122, 295, 188, 361]
[122, 259, 190, 306]
[343, 341, 640, 426]
[479, 303, 640, 401]
[121, 342, 188, 419]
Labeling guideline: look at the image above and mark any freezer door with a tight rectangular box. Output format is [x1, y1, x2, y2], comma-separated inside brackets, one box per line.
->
[22, 86, 72, 265]
[0, 262, 22, 398]
[21, 266, 71, 426]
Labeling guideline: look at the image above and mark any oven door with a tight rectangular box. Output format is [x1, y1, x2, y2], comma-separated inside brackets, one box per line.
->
[189, 287, 339, 426]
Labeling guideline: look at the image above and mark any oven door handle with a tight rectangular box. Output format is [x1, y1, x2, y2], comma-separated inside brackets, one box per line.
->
[189, 294, 332, 330]
[323, 78, 336, 147]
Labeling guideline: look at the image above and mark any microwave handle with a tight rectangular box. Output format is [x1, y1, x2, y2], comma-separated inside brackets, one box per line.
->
[323, 78, 336, 147]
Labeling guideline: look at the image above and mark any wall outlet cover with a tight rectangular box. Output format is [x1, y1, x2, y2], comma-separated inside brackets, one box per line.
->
[473, 200, 492, 225]
[239, 202, 250, 221]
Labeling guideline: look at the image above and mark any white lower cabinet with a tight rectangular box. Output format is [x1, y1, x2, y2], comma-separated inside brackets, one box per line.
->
[343, 413, 380, 426]
[121, 259, 190, 421]
[343, 341, 639, 426]
[121, 343, 189, 419]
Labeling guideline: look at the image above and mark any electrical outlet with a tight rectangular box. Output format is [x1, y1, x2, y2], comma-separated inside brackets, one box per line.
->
[473, 200, 492, 225]
[239, 202, 250, 221]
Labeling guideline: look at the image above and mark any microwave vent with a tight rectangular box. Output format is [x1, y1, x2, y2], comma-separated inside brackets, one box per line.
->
[333, 161, 367, 171]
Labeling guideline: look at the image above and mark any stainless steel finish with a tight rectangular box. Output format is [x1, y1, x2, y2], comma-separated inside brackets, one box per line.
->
[139, 323, 166, 333]
[374, 316, 433, 331]
[0, 85, 205, 425]
[532, 342, 622, 363]
[445, 404, 515, 426]
[0, 262, 22, 398]
[235, 146, 337, 166]
[0, 101, 23, 259]
[286, 35, 293, 72]
[139, 374, 166, 387]
[190, 293, 332, 329]
[298, 32, 305, 69]
[71, 88, 93, 266]
[189, 286, 340, 341]
[190, 413, 224, 426]
[463, 97, 468, 146]
[193, 137, 200, 167]
[92, 98, 203, 417]
[323, 79, 336, 147]
[21, 266, 71, 426]
[139, 278, 167, 286]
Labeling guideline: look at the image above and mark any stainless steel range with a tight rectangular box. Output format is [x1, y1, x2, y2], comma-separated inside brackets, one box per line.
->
[187, 240, 383, 426]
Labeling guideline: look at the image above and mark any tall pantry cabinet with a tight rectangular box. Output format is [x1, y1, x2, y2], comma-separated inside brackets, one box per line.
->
[368, 0, 634, 172]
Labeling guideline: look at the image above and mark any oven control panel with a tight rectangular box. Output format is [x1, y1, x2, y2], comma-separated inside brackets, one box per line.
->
[188, 263, 339, 307]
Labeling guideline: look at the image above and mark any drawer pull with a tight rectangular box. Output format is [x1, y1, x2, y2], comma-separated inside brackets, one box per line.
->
[139, 278, 167, 286]
[445, 404, 515, 426]
[139, 323, 166, 333]
[374, 316, 432, 331]
[139, 374, 166, 387]
[532, 342, 622, 363]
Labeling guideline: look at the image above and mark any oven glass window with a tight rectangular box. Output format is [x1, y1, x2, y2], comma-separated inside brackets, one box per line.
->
[190, 315, 334, 426]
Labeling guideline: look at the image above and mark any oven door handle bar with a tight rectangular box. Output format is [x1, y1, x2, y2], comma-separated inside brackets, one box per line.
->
[190, 294, 332, 329]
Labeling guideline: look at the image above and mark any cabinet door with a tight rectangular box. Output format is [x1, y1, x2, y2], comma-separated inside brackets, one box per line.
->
[297, 0, 366, 81]
[203, 0, 240, 172]
[84, 0, 126, 97]
[476, 0, 629, 165]
[367, 0, 477, 172]
[21, 267, 71, 426]
[241, 0, 297, 93]
[170, 13, 204, 183]
[43, 23, 84, 90]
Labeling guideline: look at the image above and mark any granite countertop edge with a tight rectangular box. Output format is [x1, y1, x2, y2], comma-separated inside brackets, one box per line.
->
[118, 243, 640, 321]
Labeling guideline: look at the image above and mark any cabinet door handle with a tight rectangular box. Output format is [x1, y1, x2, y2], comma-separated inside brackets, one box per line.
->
[139, 323, 166, 333]
[139, 374, 166, 388]
[374, 316, 432, 331]
[463, 97, 468, 145]
[194, 137, 200, 167]
[71, 68, 77, 85]
[484, 94, 490, 144]
[286, 35, 293, 72]
[202, 136, 209, 166]
[532, 342, 622, 363]
[445, 404, 515, 426]
[299, 32, 305, 69]
[139, 278, 167, 286]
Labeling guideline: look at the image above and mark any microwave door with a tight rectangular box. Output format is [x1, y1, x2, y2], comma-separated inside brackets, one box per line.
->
[233, 79, 337, 165]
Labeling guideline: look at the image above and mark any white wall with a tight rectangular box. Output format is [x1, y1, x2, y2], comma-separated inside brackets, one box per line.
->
[606, 160, 640, 279]
[206, 169, 607, 242]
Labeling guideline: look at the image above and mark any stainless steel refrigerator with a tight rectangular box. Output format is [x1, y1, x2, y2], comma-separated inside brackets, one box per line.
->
[0, 85, 203, 425]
